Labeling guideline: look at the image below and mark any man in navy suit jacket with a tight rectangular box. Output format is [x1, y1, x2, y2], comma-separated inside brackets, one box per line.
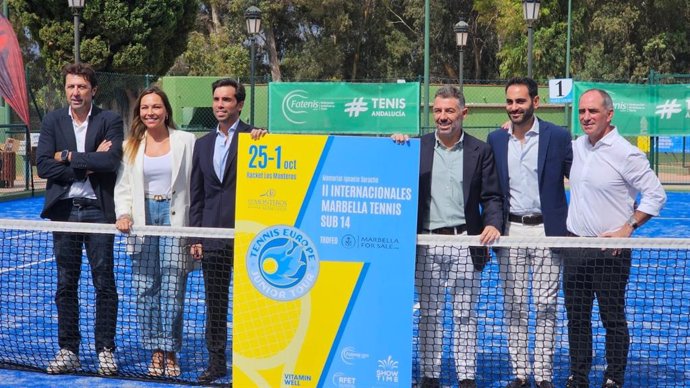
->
[36, 63, 123, 376]
[486, 77, 572, 388]
[396, 85, 502, 388]
[189, 78, 268, 383]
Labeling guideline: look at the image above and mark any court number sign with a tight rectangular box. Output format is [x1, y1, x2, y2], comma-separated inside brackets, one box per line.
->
[548, 78, 573, 103]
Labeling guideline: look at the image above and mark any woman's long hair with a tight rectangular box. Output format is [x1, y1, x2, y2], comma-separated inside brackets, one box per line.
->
[124, 86, 176, 163]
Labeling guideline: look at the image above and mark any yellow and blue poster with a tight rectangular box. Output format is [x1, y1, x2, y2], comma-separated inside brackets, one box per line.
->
[234, 134, 419, 387]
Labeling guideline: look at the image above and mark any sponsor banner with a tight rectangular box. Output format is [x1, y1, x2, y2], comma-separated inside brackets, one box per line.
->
[234, 134, 419, 387]
[269, 82, 420, 134]
[572, 82, 690, 136]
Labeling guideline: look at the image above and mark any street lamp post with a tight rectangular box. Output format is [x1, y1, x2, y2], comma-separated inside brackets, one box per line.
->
[68, 0, 86, 64]
[453, 18, 469, 93]
[522, 0, 540, 78]
[244, 6, 262, 126]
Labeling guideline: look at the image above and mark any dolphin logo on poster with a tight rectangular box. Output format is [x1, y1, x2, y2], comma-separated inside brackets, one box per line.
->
[247, 225, 320, 301]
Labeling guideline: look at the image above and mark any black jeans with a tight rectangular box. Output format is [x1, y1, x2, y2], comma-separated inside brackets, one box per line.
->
[201, 243, 233, 367]
[563, 248, 631, 387]
[52, 199, 118, 354]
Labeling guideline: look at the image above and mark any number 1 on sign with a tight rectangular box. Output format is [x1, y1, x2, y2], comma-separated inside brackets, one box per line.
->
[548, 78, 573, 103]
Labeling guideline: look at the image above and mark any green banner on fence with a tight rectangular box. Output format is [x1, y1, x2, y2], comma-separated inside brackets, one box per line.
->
[268, 82, 420, 134]
[572, 82, 690, 136]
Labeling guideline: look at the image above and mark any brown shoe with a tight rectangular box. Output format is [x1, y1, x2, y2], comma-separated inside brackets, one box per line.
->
[148, 350, 164, 377]
[165, 353, 181, 377]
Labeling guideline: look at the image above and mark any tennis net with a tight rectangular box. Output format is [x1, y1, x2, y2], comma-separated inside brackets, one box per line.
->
[0, 219, 687, 387]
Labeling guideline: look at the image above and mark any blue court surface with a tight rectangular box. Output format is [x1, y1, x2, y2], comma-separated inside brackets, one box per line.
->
[0, 193, 688, 387]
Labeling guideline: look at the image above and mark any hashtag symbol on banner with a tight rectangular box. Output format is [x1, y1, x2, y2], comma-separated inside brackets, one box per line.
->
[344, 97, 369, 117]
[655, 99, 682, 120]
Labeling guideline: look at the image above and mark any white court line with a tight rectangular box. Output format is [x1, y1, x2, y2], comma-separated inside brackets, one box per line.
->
[0, 257, 54, 274]
[4, 231, 43, 240]
[1, 230, 54, 273]
[0, 245, 114, 274]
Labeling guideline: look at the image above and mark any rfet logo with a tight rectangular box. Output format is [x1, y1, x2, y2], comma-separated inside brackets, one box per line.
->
[246, 225, 319, 301]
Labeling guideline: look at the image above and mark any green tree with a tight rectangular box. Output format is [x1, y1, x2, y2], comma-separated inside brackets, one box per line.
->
[14, 0, 689, 92]
[271, 0, 434, 81]
[9, 0, 198, 123]
[491, 0, 690, 82]
[570, 0, 689, 82]
[12, 0, 197, 75]
[168, 0, 249, 77]
[176, 0, 503, 82]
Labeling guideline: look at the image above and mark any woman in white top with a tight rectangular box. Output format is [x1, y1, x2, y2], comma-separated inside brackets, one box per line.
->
[114, 86, 196, 377]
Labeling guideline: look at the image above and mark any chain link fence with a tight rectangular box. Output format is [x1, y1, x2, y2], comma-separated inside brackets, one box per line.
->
[0, 73, 687, 198]
[646, 72, 690, 186]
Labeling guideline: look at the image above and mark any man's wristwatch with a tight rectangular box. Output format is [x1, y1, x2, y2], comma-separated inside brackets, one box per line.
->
[627, 215, 639, 230]
[60, 150, 69, 163]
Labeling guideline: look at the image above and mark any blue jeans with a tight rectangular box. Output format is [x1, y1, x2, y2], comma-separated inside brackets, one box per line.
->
[131, 199, 188, 352]
[52, 199, 118, 354]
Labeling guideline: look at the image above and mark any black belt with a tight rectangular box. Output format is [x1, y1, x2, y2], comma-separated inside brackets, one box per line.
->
[69, 197, 100, 209]
[430, 224, 467, 235]
[509, 213, 543, 225]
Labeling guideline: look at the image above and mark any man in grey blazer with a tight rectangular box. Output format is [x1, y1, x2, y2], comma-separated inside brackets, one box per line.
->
[36, 62, 123, 376]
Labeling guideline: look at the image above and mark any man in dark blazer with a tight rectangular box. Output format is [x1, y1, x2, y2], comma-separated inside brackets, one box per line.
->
[486, 77, 572, 388]
[189, 78, 266, 383]
[36, 63, 123, 376]
[396, 85, 502, 388]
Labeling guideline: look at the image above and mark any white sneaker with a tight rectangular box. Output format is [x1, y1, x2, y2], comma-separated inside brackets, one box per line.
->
[46, 349, 80, 374]
[97, 348, 118, 376]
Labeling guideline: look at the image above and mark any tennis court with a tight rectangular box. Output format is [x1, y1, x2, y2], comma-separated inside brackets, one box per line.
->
[0, 196, 213, 387]
[0, 193, 688, 387]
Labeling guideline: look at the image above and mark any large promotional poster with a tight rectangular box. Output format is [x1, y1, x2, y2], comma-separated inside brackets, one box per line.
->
[234, 134, 420, 387]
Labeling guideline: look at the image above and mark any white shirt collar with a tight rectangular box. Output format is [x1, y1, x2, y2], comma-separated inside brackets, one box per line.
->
[68, 104, 93, 120]
[508, 115, 540, 137]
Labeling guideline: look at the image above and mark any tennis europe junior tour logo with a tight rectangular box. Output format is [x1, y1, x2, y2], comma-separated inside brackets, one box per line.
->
[246, 225, 319, 301]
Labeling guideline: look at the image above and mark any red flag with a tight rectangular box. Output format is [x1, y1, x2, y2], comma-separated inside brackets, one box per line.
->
[0, 15, 30, 129]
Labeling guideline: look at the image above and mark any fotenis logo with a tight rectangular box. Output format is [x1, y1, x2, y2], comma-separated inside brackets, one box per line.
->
[281, 89, 335, 125]
[246, 225, 319, 301]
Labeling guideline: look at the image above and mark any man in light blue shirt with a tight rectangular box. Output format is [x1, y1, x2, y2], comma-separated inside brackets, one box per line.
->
[212, 114, 239, 182]
[189, 79, 266, 383]
[487, 77, 573, 388]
